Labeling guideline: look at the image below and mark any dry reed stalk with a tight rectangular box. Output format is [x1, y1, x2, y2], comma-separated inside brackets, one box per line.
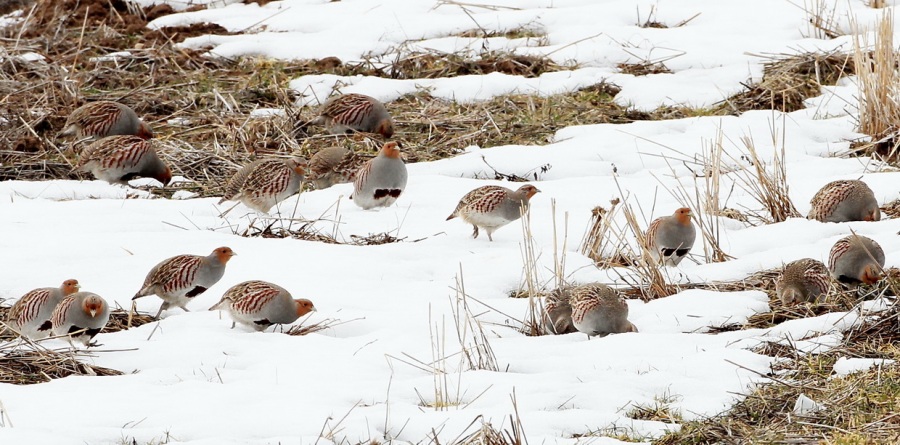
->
[729, 132, 800, 225]
[852, 11, 900, 163]
[518, 204, 545, 335]
[452, 265, 499, 372]
[579, 198, 632, 267]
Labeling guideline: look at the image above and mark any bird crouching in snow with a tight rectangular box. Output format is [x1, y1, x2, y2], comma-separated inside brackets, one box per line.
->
[7, 279, 80, 340]
[542, 286, 578, 335]
[307, 145, 363, 189]
[209, 280, 316, 331]
[446, 184, 541, 241]
[60, 101, 153, 141]
[133, 247, 236, 318]
[645, 207, 696, 266]
[218, 157, 308, 214]
[50, 292, 110, 347]
[297, 93, 394, 138]
[568, 283, 637, 337]
[351, 141, 407, 210]
[775, 259, 831, 305]
[828, 234, 885, 286]
[75, 135, 172, 186]
[808, 179, 880, 223]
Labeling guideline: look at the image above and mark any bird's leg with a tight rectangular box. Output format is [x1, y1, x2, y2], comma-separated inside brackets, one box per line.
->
[154, 302, 170, 319]
[471, 225, 479, 239]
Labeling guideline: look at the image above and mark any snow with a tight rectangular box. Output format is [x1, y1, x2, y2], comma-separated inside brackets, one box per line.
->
[832, 357, 896, 376]
[2, 0, 900, 444]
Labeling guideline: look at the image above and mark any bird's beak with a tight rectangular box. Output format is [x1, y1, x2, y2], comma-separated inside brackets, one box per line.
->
[89, 309, 97, 317]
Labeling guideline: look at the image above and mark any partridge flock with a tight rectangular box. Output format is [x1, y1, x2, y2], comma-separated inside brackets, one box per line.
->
[2, 89, 893, 349]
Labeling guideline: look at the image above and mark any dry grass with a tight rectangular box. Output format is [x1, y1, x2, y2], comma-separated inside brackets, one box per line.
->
[720, 50, 855, 114]
[851, 12, 900, 163]
[656, 302, 900, 444]
[286, 317, 347, 337]
[881, 199, 900, 219]
[730, 133, 801, 225]
[579, 198, 632, 268]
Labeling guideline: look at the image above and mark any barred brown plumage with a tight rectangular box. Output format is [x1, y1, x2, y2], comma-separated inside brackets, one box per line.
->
[351, 141, 407, 209]
[60, 101, 153, 140]
[568, 283, 637, 337]
[446, 184, 540, 241]
[808, 179, 880, 222]
[828, 234, 885, 286]
[645, 208, 696, 266]
[307, 146, 364, 189]
[307, 93, 394, 138]
[219, 157, 308, 213]
[50, 292, 110, 347]
[542, 286, 578, 335]
[776, 258, 831, 305]
[133, 247, 236, 318]
[209, 280, 316, 331]
[75, 135, 172, 185]
[7, 279, 80, 340]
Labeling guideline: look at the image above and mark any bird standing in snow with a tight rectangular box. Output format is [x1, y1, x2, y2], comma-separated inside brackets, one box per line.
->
[828, 234, 885, 286]
[50, 292, 110, 347]
[133, 247, 236, 318]
[775, 259, 831, 305]
[645, 208, 696, 266]
[218, 157, 308, 213]
[7, 279, 80, 340]
[446, 184, 541, 241]
[351, 141, 408, 209]
[75, 135, 172, 185]
[808, 179, 880, 223]
[301, 93, 394, 138]
[209, 280, 316, 331]
[60, 101, 154, 141]
[569, 283, 637, 337]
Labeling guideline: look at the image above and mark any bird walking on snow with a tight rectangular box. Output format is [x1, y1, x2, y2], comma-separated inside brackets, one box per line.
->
[446, 184, 541, 241]
[50, 292, 110, 347]
[6, 279, 80, 340]
[75, 135, 172, 185]
[569, 283, 637, 337]
[209, 280, 316, 331]
[351, 141, 408, 209]
[645, 208, 696, 266]
[133, 247, 236, 318]
[300, 93, 394, 138]
[808, 179, 880, 223]
[828, 234, 885, 286]
[542, 286, 577, 335]
[218, 157, 308, 213]
[307, 145, 364, 189]
[775, 258, 831, 305]
[60, 101, 153, 140]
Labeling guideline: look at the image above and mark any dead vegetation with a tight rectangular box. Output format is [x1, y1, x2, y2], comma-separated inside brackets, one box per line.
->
[719, 50, 855, 114]
[0, 346, 122, 385]
[657, 301, 900, 444]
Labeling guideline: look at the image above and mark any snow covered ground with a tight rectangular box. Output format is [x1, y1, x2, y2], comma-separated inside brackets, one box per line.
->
[2, 0, 899, 444]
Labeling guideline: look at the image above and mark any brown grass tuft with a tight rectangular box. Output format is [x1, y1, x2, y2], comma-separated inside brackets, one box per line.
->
[851, 12, 900, 163]
[720, 50, 855, 114]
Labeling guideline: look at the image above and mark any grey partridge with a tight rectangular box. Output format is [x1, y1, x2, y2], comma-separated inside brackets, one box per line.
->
[133, 247, 236, 318]
[50, 292, 110, 347]
[209, 280, 316, 331]
[7, 279, 80, 340]
[219, 157, 308, 213]
[446, 184, 541, 241]
[569, 283, 637, 337]
[645, 208, 696, 266]
[76, 136, 172, 185]
[61, 101, 153, 140]
[776, 258, 831, 305]
[828, 234, 885, 285]
[305, 93, 393, 138]
[351, 141, 408, 209]
[808, 179, 880, 222]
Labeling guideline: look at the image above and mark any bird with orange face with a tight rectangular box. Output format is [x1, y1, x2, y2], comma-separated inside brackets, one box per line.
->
[210, 280, 316, 331]
[51, 292, 110, 347]
[133, 247, 236, 318]
[7, 279, 80, 340]
[645, 208, 696, 266]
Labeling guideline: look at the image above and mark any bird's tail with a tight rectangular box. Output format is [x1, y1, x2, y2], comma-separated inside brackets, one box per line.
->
[209, 298, 229, 311]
